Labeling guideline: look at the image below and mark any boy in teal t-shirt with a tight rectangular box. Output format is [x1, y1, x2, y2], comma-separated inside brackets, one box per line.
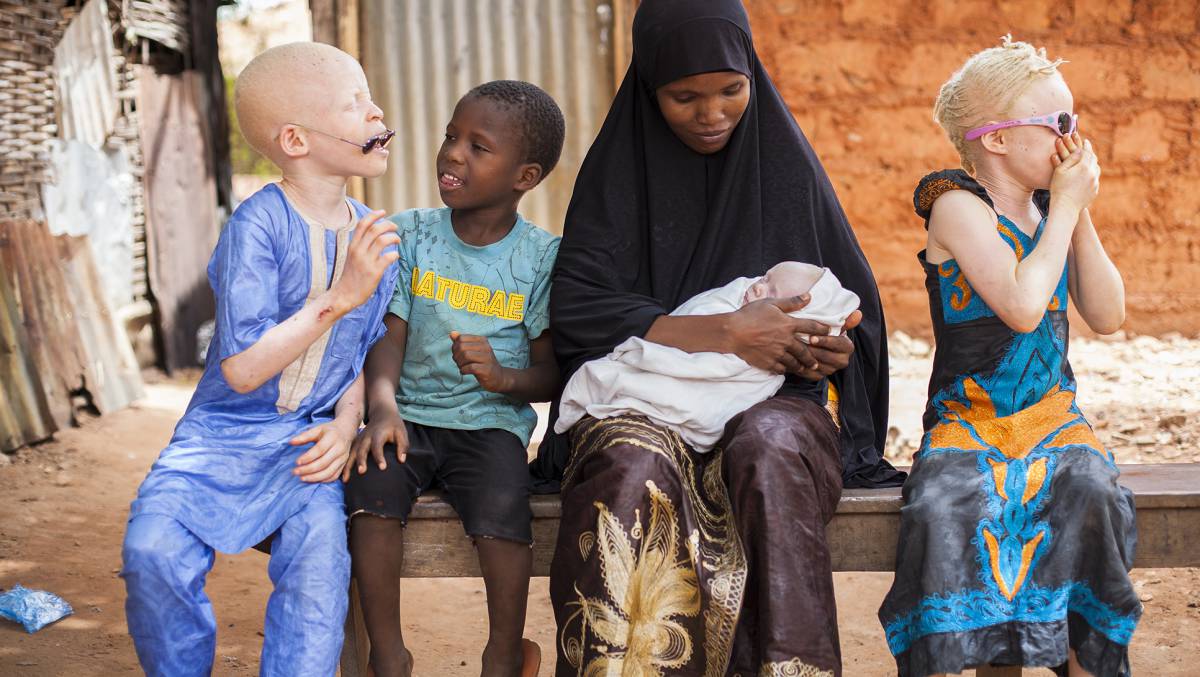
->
[344, 80, 564, 677]
[382, 205, 556, 446]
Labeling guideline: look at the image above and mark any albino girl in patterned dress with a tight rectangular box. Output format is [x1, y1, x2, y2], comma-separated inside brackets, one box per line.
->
[879, 37, 1140, 677]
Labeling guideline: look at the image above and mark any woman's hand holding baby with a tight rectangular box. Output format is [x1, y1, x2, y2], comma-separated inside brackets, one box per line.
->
[1049, 131, 1100, 216]
[801, 310, 860, 378]
[726, 296, 856, 378]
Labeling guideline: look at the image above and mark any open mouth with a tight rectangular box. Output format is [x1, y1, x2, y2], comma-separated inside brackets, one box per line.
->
[438, 171, 464, 191]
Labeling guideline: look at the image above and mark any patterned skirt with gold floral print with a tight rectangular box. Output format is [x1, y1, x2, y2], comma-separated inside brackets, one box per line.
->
[550, 396, 845, 677]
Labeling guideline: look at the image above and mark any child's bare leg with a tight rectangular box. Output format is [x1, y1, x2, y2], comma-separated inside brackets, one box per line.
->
[1068, 649, 1095, 677]
[350, 514, 412, 677]
[476, 537, 533, 677]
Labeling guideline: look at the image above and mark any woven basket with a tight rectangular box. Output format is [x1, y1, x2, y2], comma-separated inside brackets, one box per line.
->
[0, 0, 66, 220]
[1, 0, 182, 295]
[123, 0, 190, 54]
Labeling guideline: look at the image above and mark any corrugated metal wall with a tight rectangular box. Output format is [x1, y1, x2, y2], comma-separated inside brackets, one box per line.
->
[359, 0, 617, 234]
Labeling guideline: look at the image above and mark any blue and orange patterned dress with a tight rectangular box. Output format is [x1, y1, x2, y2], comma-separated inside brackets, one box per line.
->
[878, 170, 1141, 677]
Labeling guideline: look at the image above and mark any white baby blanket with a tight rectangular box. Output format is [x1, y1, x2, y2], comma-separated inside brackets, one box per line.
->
[555, 266, 859, 451]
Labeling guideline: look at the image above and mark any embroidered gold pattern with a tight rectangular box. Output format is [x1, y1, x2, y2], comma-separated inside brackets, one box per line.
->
[560, 416, 747, 677]
[824, 382, 840, 430]
[579, 531, 596, 562]
[698, 441, 747, 677]
[565, 480, 701, 675]
[758, 657, 835, 677]
[917, 177, 959, 213]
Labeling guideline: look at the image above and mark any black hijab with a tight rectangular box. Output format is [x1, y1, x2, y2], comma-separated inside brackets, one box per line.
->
[537, 0, 903, 489]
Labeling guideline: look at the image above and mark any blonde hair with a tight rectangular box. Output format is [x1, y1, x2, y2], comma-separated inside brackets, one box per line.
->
[933, 35, 1065, 174]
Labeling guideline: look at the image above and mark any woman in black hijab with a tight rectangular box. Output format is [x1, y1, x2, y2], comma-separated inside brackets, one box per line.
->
[544, 1, 903, 673]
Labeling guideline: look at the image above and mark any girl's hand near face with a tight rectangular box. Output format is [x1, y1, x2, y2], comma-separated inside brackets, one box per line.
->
[1049, 131, 1100, 215]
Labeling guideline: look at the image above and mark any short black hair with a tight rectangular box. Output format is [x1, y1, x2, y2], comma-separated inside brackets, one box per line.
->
[465, 80, 565, 180]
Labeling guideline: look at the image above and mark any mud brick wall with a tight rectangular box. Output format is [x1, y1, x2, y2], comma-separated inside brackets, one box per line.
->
[744, 0, 1199, 337]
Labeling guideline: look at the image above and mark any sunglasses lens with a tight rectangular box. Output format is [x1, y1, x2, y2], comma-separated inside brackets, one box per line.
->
[363, 130, 396, 153]
[1058, 112, 1073, 135]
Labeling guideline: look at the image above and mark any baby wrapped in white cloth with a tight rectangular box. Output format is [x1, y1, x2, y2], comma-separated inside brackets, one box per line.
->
[554, 261, 860, 451]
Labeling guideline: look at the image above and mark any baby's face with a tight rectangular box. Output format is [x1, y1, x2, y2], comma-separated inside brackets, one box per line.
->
[743, 262, 823, 305]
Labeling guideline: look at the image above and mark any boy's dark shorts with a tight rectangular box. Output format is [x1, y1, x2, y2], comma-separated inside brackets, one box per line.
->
[344, 421, 532, 544]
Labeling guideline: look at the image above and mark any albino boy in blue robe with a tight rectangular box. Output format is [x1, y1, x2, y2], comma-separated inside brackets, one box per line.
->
[120, 42, 400, 676]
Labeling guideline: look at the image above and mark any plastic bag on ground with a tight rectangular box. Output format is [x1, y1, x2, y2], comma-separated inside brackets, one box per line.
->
[0, 584, 73, 633]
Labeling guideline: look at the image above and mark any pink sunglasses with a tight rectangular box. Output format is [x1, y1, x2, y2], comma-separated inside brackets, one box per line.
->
[965, 111, 1078, 141]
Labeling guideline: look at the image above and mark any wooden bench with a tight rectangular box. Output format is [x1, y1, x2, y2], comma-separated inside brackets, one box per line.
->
[339, 463, 1200, 676]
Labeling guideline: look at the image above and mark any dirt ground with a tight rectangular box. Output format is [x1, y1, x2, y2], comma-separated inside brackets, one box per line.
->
[2, 336, 1198, 676]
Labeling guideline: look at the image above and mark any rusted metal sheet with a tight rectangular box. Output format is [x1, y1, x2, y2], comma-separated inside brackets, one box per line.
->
[138, 66, 220, 371]
[54, 233, 145, 413]
[358, 0, 618, 234]
[0, 242, 55, 452]
[0, 219, 144, 451]
[54, 0, 119, 148]
[2, 219, 90, 433]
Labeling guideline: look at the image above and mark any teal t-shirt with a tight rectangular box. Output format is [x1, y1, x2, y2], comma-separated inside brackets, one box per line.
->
[387, 207, 559, 445]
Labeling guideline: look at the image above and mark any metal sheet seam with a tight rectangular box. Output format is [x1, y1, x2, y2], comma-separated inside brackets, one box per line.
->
[360, 0, 616, 235]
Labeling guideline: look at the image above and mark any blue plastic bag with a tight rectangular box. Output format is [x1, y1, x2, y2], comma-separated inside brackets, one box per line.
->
[0, 584, 73, 633]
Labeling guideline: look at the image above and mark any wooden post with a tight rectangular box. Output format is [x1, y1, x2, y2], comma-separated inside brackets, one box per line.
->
[339, 0, 364, 203]
[610, 0, 637, 89]
[310, 0, 366, 203]
[336, 0, 360, 58]
[339, 578, 369, 677]
[309, 0, 337, 45]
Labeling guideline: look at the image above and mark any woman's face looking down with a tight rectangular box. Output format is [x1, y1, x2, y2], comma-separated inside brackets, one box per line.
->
[655, 70, 751, 154]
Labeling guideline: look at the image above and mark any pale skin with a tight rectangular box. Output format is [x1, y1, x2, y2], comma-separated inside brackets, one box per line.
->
[743, 262, 827, 306]
[925, 74, 1124, 337]
[221, 45, 399, 482]
[924, 74, 1121, 677]
[649, 70, 862, 377]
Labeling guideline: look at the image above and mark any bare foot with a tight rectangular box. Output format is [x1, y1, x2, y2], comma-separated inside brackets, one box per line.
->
[368, 647, 413, 677]
[521, 639, 541, 677]
[481, 638, 524, 677]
